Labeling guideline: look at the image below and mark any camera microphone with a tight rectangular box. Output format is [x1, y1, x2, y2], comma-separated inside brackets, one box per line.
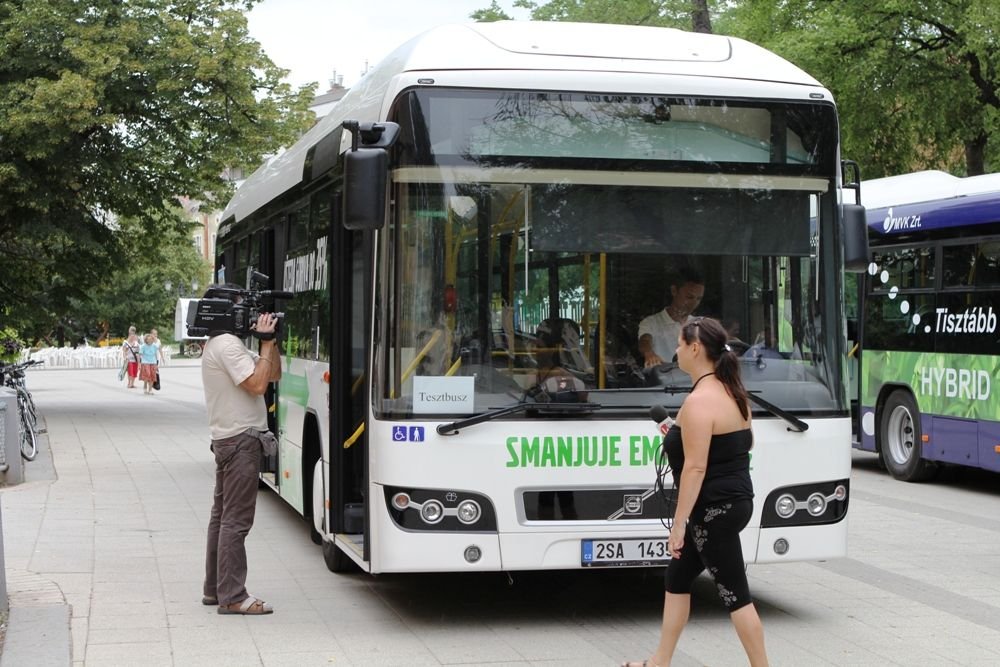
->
[262, 290, 295, 300]
[649, 405, 675, 435]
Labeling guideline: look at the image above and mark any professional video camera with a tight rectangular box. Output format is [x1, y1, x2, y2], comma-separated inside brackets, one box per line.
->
[186, 271, 293, 340]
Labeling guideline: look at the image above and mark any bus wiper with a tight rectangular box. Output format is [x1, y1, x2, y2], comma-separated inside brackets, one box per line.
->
[747, 392, 809, 432]
[437, 401, 602, 436]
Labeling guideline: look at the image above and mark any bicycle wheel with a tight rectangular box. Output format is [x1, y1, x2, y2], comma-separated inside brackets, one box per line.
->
[23, 387, 37, 422]
[20, 407, 37, 461]
[18, 388, 37, 432]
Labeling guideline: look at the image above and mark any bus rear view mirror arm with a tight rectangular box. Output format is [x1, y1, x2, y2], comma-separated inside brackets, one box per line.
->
[343, 121, 400, 231]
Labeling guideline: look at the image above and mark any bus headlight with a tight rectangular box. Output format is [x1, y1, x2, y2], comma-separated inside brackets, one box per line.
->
[761, 480, 849, 527]
[806, 492, 828, 516]
[420, 499, 444, 524]
[383, 486, 497, 532]
[456, 500, 481, 525]
[775, 494, 797, 519]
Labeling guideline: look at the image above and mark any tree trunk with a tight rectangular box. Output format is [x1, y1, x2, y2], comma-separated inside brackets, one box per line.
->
[965, 132, 986, 176]
[691, 0, 712, 34]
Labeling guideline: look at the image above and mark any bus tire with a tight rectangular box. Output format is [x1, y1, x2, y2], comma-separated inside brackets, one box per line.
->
[308, 466, 323, 545]
[322, 538, 355, 573]
[879, 390, 933, 482]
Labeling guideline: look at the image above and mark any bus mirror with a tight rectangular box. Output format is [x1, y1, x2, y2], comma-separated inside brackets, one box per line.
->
[841, 203, 869, 273]
[343, 148, 388, 230]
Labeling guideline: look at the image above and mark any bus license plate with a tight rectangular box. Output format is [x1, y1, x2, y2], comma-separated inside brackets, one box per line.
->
[581, 537, 670, 567]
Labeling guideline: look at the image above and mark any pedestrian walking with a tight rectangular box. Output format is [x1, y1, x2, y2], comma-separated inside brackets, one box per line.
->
[121, 326, 140, 389]
[623, 317, 768, 667]
[150, 327, 166, 365]
[138, 333, 159, 394]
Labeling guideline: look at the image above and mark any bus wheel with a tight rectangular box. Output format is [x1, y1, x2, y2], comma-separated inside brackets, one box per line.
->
[879, 391, 933, 482]
[309, 462, 323, 545]
[322, 538, 355, 573]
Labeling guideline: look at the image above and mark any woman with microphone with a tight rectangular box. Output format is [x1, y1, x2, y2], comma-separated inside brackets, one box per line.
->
[624, 317, 768, 667]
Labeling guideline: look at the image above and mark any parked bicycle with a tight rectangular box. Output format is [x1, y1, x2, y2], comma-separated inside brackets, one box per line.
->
[1, 359, 44, 460]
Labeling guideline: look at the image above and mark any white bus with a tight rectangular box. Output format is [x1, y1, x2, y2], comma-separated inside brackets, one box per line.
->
[218, 21, 868, 573]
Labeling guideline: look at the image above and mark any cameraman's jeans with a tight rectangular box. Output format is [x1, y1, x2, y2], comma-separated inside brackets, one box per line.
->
[203, 431, 261, 606]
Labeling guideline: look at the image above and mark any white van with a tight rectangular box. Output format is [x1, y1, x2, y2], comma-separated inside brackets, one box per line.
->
[173, 298, 207, 358]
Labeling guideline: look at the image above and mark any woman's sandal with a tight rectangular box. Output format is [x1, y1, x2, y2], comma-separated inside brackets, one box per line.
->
[217, 595, 273, 615]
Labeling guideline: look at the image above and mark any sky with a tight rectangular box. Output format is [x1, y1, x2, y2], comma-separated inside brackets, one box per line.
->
[245, 0, 530, 94]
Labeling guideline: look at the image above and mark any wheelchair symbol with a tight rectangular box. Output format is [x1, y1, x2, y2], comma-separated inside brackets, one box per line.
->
[392, 426, 407, 441]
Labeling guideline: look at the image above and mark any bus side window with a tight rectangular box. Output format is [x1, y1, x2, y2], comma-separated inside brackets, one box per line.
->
[942, 244, 978, 287]
[974, 243, 1000, 287]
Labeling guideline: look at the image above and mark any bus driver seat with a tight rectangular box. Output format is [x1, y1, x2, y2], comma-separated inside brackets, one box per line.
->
[529, 318, 590, 402]
[534, 318, 590, 375]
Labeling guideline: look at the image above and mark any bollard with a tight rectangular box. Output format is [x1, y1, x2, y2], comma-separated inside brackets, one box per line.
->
[0, 388, 24, 485]
[0, 502, 6, 613]
[0, 389, 15, 614]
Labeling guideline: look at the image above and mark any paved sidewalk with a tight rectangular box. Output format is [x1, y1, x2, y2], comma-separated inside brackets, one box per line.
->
[0, 361, 357, 666]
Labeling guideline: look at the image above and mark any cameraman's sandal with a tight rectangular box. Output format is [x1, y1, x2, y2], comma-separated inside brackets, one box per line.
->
[218, 595, 273, 615]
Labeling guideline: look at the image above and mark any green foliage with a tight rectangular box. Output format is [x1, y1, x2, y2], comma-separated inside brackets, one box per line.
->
[470, 0, 513, 21]
[473, 0, 697, 27]
[727, 0, 1000, 177]
[0, 0, 315, 339]
[0, 326, 23, 362]
[63, 212, 213, 344]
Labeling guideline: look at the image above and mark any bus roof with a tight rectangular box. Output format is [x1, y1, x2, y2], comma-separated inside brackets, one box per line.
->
[368, 21, 824, 86]
[223, 21, 832, 226]
[862, 170, 1000, 239]
[862, 170, 1000, 209]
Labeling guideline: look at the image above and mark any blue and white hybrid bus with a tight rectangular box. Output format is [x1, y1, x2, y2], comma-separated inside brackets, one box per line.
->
[217, 21, 867, 573]
[855, 170, 1000, 481]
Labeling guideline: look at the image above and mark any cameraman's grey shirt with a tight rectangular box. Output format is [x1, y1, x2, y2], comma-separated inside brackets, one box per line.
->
[202, 333, 267, 440]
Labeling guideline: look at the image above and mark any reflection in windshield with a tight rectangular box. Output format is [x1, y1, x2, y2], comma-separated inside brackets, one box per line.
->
[377, 89, 844, 419]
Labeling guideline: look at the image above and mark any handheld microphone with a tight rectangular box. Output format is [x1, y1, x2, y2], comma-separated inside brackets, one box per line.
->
[649, 405, 675, 435]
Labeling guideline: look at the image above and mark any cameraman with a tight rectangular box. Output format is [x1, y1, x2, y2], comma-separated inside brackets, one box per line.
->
[200, 288, 281, 616]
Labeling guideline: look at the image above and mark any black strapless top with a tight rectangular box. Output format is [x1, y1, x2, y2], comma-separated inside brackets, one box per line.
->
[662, 426, 754, 508]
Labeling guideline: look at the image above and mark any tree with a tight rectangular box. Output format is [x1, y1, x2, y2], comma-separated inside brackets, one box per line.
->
[729, 1, 1000, 177]
[0, 0, 315, 339]
[471, 0, 711, 29]
[61, 213, 212, 345]
[690, 0, 711, 33]
[470, 0, 513, 22]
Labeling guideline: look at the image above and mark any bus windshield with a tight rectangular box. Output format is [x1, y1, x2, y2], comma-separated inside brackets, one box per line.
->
[376, 88, 844, 419]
